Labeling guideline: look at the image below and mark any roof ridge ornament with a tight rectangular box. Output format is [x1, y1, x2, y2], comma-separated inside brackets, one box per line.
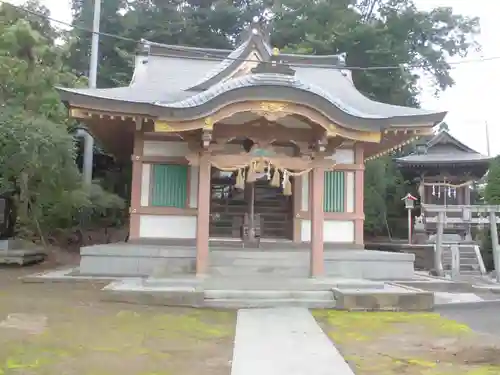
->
[251, 47, 296, 76]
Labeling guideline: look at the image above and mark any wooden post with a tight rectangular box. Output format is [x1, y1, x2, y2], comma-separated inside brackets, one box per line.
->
[407, 208, 412, 244]
[434, 211, 445, 276]
[196, 156, 211, 276]
[450, 244, 460, 279]
[310, 168, 324, 277]
[489, 210, 500, 282]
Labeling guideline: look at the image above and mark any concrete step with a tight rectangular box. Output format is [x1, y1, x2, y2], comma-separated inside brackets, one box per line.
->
[333, 284, 434, 311]
[443, 256, 478, 264]
[459, 270, 483, 275]
[443, 253, 477, 259]
[210, 266, 309, 277]
[204, 298, 336, 309]
[204, 289, 333, 300]
[145, 276, 386, 291]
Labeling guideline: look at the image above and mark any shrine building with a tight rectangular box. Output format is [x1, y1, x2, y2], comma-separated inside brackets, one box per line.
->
[58, 19, 446, 277]
[396, 130, 492, 241]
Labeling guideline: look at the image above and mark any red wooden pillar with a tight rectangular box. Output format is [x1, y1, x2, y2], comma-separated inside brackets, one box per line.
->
[129, 131, 143, 240]
[310, 167, 325, 277]
[196, 156, 211, 276]
[354, 143, 364, 246]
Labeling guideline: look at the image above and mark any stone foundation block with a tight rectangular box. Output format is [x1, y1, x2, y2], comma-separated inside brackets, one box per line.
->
[102, 287, 204, 307]
[332, 288, 434, 311]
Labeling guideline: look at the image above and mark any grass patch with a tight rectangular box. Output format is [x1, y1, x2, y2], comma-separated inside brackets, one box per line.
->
[314, 310, 500, 375]
[0, 275, 236, 375]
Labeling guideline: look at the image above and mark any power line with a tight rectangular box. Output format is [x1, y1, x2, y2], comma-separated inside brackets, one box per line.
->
[1, 0, 499, 71]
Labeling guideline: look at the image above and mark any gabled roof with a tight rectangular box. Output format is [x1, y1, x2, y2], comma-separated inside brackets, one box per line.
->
[395, 130, 492, 166]
[427, 130, 476, 153]
[57, 18, 446, 130]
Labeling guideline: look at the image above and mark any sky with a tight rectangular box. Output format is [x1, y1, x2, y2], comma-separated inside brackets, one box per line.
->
[8, 0, 499, 156]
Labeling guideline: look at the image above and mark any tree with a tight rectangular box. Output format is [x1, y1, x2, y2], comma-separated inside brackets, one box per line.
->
[0, 3, 86, 123]
[272, 0, 479, 106]
[485, 156, 500, 205]
[0, 1, 124, 244]
[67, 0, 262, 87]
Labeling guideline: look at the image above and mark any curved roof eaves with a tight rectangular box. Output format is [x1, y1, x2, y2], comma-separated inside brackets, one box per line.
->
[155, 73, 374, 119]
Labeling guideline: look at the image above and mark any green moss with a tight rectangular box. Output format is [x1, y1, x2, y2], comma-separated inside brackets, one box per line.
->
[0, 308, 235, 375]
[314, 310, 471, 344]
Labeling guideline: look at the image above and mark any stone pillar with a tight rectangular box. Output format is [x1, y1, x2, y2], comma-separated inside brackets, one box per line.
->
[310, 168, 325, 277]
[196, 155, 211, 276]
[129, 131, 143, 240]
[465, 185, 471, 205]
[354, 143, 364, 246]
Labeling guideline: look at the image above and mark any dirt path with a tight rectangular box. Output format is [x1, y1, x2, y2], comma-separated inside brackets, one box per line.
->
[0, 265, 236, 375]
[314, 310, 500, 375]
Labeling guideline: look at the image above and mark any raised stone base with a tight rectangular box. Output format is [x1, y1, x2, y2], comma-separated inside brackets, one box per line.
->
[79, 243, 196, 276]
[332, 285, 434, 311]
[100, 276, 433, 310]
[78, 243, 416, 280]
[324, 250, 414, 280]
[0, 239, 46, 266]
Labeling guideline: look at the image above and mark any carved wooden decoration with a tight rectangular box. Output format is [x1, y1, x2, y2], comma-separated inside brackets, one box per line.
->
[154, 121, 176, 132]
[186, 142, 336, 171]
[202, 129, 213, 148]
[254, 101, 288, 122]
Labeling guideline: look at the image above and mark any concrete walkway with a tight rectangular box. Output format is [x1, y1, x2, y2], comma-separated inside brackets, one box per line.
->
[230, 308, 354, 375]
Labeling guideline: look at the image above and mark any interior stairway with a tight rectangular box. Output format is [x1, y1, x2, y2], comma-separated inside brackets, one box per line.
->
[441, 244, 486, 276]
[209, 178, 293, 240]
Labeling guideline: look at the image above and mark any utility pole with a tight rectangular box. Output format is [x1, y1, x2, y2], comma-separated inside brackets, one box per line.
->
[486, 120, 491, 157]
[81, 0, 100, 186]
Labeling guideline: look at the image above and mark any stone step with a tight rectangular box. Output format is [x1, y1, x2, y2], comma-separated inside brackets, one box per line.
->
[203, 277, 385, 291]
[332, 285, 434, 311]
[204, 298, 336, 309]
[210, 257, 308, 267]
[210, 266, 309, 277]
[204, 289, 333, 300]
[442, 253, 477, 259]
[442, 257, 479, 265]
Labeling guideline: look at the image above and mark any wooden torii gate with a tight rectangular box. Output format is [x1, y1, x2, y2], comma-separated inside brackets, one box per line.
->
[421, 204, 500, 280]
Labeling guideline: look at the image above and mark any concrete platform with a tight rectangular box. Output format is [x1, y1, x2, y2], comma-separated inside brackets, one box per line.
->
[0, 239, 46, 266]
[332, 284, 434, 311]
[99, 276, 434, 310]
[77, 243, 416, 280]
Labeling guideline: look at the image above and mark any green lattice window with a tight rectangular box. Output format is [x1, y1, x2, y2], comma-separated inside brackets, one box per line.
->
[324, 171, 345, 212]
[151, 164, 188, 208]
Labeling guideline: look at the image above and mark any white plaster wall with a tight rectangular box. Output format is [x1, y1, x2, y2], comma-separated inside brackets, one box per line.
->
[301, 173, 309, 211]
[189, 166, 199, 208]
[331, 148, 354, 164]
[140, 164, 151, 206]
[143, 141, 189, 157]
[301, 220, 354, 243]
[346, 171, 354, 213]
[139, 215, 196, 239]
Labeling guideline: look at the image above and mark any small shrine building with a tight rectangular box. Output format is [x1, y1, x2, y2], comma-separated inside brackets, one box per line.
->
[58, 20, 446, 276]
[396, 130, 492, 240]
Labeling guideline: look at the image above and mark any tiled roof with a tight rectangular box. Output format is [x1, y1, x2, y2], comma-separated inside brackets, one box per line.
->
[57, 26, 446, 128]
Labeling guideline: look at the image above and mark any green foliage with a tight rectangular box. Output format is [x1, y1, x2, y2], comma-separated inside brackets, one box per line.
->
[485, 156, 500, 205]
[0, 109, 124, 241]
[0, 4, 86, 122]
[364, 156, 409, 237]
[0, 1, 123, 243]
